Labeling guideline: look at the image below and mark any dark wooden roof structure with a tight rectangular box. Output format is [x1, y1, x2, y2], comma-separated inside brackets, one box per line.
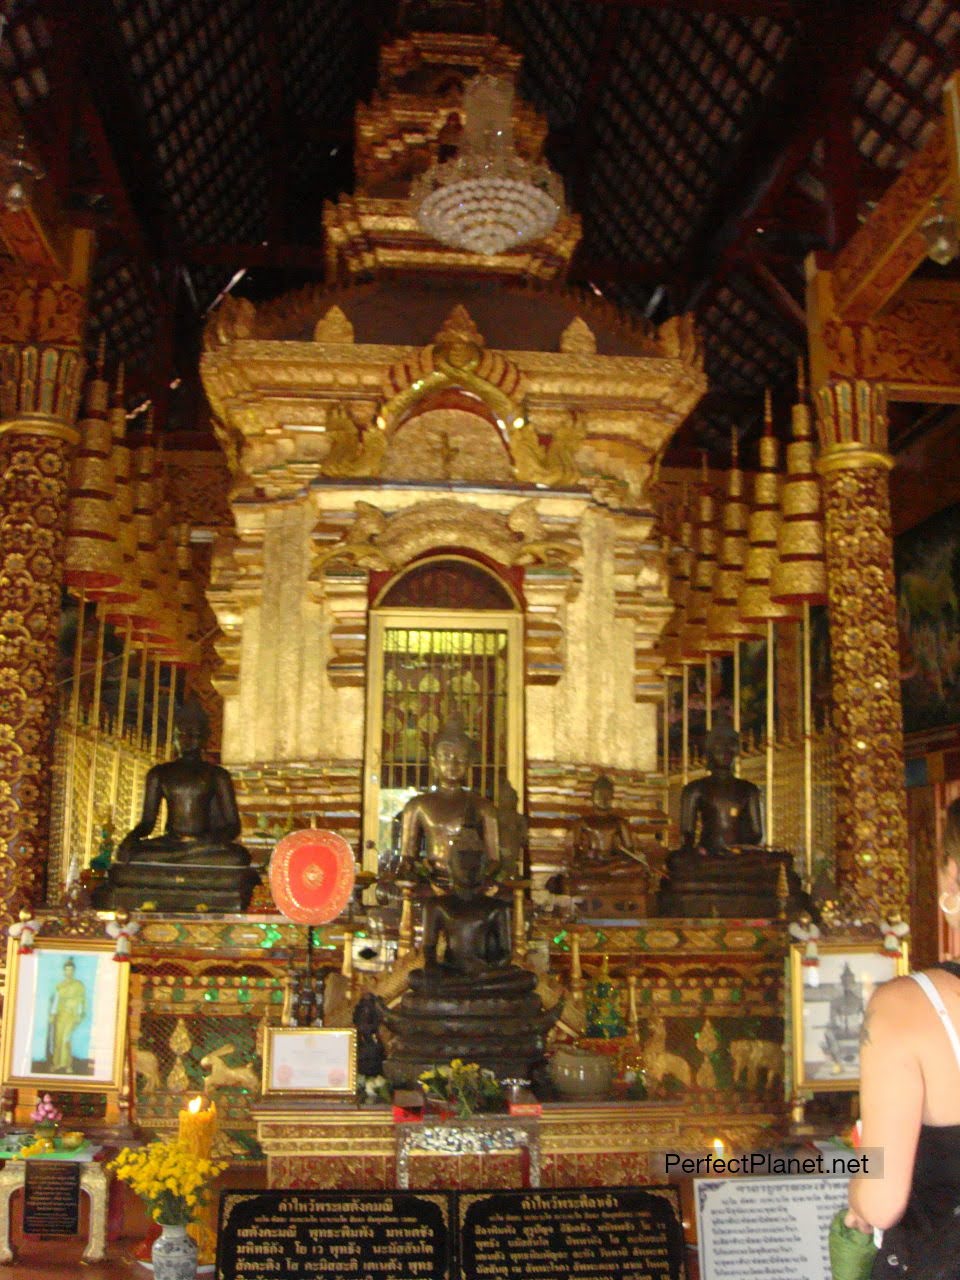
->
[1, 0, 957, 458]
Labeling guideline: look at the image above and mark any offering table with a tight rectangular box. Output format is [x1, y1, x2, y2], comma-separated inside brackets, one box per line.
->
[251, 1099, 782, 1190]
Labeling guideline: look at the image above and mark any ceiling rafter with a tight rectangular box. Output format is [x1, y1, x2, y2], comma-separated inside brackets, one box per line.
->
[678, 0, 903, 314]
[256, 0, 291, 242]
[575, 0, 798, 16]
[566, 5, 621, 214]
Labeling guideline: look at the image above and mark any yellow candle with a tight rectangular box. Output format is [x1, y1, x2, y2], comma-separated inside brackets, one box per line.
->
[178, 1095, 216, 1159]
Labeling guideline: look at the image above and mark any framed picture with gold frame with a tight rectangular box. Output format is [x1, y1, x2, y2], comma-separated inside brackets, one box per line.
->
[261, 1027, 357, 1097]
[0, 935, 130, 1092]
[790, 941, 909, 1092]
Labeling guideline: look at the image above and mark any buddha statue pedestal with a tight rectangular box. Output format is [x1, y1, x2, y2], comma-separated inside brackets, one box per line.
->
[657, 847, 806, 919]
[96, 861, 261, 914]
[383, 956, 556, 1086]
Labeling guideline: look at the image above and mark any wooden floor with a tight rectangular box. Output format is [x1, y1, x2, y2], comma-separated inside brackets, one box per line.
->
[3, 1238, 154, 1277]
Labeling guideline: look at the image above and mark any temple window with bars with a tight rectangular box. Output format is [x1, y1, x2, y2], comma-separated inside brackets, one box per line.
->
[362, 558, 524, 869]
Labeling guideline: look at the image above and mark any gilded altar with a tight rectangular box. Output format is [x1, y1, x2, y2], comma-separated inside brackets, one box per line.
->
[200, 288, 704, 885]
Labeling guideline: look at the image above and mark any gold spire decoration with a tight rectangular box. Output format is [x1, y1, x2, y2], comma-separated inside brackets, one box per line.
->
[151, 435, 187, 663]
[661, 485, 693, 674]
[97, 364, 140, 608]
[63, 339, 123, 597]
[679, 454, 718, 661]
[770, 363, 827, 607]
[705, 431, 763, 649]
[173, 523, 202, 668]
[738, 391, 800, 624]
[127, 429, 170, 643]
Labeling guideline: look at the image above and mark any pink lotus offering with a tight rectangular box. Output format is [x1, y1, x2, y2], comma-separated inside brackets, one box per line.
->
[30, 1095, 62, 1128]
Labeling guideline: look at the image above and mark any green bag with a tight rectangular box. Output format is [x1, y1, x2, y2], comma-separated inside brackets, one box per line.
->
[829, 1208, 878, 1280]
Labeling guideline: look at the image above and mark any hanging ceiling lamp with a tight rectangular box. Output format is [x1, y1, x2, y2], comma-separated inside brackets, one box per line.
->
[411, 74, 564, 255]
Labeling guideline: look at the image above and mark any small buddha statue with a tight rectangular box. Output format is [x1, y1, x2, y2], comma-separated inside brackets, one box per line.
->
[397, 715, 499, 887]
[549, 774, 652, 917]
[98, 701, 259, 912]
[657, 717, 809, 919]
[382, 828, 556, 1086]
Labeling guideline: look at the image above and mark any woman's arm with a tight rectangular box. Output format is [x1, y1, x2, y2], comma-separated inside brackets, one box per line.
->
[849, 977, 925, 1230]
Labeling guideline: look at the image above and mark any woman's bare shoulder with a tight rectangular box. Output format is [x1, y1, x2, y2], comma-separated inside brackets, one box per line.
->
[860, 974, 923, 1042]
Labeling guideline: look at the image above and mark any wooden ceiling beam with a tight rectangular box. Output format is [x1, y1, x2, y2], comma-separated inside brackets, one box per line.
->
[67, 0, 178, 264]
[822, 101, 860, 250]
[182, 242, 330, 269]
[256, 0, 291, 242]
[740, 248, 806, 329]
[567, 7, 621, 215]
[568, 256, 674, 286]
[574, 0, 799, 16]
[677, 0, 903, 314]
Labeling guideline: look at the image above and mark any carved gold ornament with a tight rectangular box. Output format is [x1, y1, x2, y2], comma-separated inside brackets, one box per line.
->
[311, 498, 581, 578]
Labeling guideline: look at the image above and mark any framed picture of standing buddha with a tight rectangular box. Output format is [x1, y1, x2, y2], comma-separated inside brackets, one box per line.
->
[0, 936, 130, 1092]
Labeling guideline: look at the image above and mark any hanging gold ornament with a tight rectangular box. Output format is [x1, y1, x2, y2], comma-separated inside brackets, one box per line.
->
[705, 432, 764, 649]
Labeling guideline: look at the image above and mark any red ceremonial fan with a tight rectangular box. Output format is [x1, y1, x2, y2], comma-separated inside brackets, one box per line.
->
[269, 829, 356, 924]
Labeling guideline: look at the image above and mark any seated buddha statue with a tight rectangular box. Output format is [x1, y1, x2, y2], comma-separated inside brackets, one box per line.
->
[98, 701, 259, 912]
[549, 774, 652, 917]
[397, 715, 499, 888]
[657, 718, 808, 919]
[382, 813, 555, 1087]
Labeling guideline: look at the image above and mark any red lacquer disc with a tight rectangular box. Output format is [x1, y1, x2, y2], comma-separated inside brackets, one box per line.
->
[269, 829, 356, 924]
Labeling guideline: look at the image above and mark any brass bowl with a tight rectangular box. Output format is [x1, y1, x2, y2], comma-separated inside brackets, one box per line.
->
[58, 1131, 85, 1151]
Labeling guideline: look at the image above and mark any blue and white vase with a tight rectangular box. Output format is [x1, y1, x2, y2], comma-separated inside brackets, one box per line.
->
[152, 1223, 198, 1280]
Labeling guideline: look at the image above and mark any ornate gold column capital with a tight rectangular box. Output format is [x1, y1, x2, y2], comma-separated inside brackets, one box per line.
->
[814, 378, 890, 454]
[0, 414, 80, 445]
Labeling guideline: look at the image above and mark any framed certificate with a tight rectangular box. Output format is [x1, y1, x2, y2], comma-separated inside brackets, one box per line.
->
[261, 1027, 357, 1097]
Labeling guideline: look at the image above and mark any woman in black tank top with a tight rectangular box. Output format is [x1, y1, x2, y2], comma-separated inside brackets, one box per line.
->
[847, 800, 960, 1280]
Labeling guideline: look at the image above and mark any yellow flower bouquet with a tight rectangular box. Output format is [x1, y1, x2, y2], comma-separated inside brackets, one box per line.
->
[418, 1059, 503, 1119]
[109, 1139, 227, 1226]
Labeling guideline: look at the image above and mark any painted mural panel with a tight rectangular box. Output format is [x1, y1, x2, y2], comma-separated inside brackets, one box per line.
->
[895, 503, 960, 735]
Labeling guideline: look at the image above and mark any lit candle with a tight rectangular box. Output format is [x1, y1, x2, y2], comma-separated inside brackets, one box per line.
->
[178, 1095, 217, 1159]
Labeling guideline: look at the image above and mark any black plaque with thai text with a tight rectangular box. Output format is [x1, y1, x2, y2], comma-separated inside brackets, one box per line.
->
[217, 1189, 452, 1280]
[23, 1160, 81, 1236]
[458, 1187, 687, 1280]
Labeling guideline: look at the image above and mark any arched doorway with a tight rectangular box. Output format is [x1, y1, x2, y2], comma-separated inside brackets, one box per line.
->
[362, 556, 524, 870]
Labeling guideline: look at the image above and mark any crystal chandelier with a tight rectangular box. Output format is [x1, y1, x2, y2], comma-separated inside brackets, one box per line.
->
[411, 74, 564, 255]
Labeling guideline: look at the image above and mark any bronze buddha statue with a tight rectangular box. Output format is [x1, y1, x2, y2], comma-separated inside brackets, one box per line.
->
[550, 774, 653, 917]
[382, 830, 555, 1086]
[657, 718, 808, 919]
[676, 721, 763, 856]
[397, 716, 499, 887]
[97, 701, 259, 912]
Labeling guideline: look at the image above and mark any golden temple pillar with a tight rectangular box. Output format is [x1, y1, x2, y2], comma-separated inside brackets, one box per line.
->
[814, 380, 908, 917]
[0, 275, 87, 918]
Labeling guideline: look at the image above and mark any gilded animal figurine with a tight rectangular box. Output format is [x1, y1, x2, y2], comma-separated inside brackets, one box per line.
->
[644, 1015, 692, 1089]
[200, 1042, 259, 1094]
